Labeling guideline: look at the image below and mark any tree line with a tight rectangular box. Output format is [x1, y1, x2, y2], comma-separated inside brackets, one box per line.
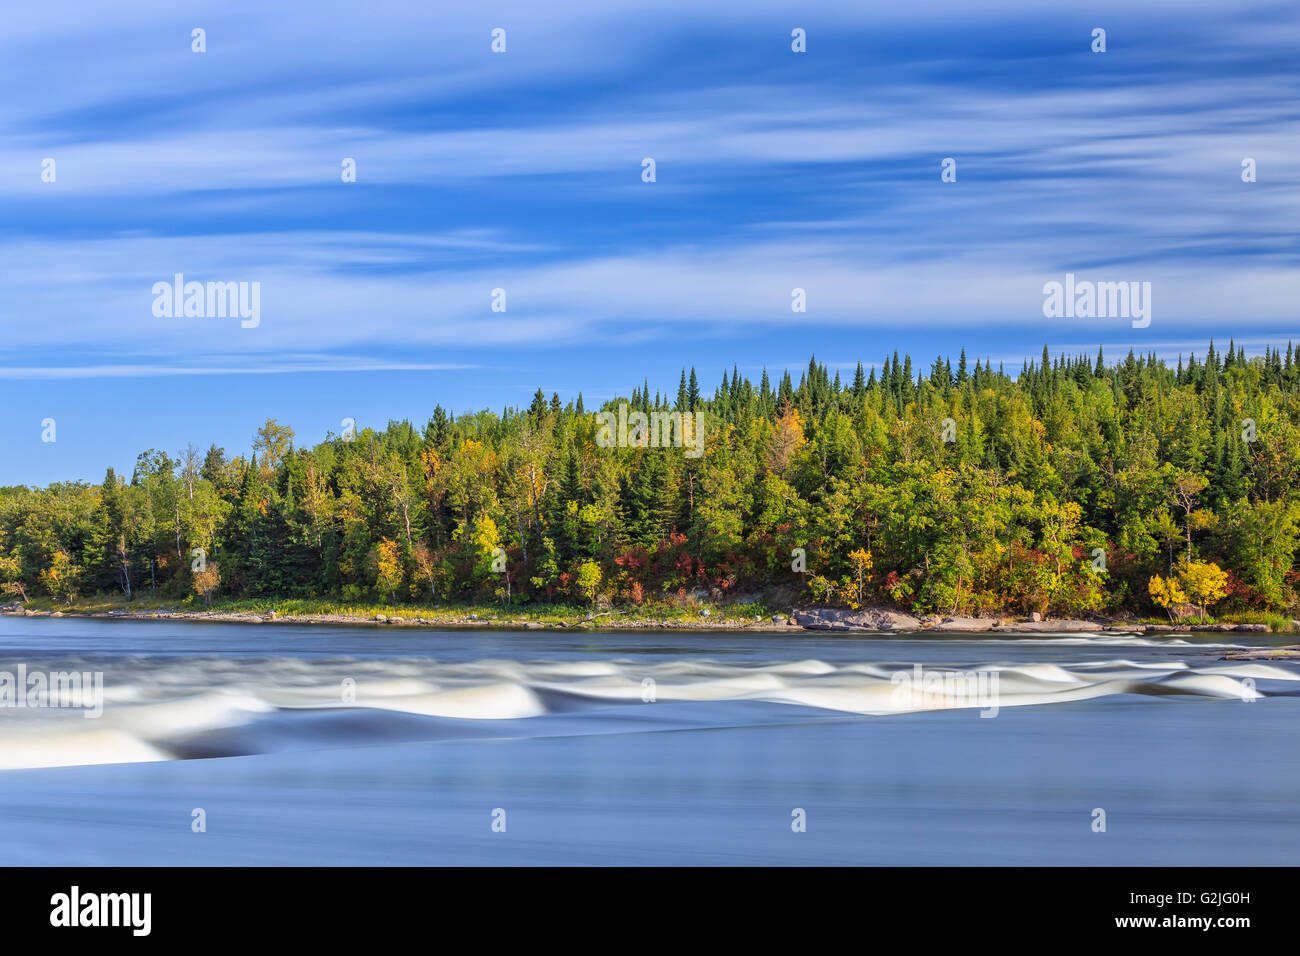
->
[2, 340, 1298, 619]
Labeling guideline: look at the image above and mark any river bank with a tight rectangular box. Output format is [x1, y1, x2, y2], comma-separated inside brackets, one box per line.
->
[2, 600, 1292, 635]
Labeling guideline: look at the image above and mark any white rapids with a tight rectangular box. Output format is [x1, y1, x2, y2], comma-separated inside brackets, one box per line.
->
[0, 652, 1293, 770]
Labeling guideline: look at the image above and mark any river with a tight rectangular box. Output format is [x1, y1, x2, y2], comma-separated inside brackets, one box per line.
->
[0, 617, 1295, 865]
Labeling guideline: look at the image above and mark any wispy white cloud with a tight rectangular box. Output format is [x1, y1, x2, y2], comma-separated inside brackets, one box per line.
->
[0, 363, 474, 380]
[2, 0, 1296, 378]
[1, 231, 1295, 372]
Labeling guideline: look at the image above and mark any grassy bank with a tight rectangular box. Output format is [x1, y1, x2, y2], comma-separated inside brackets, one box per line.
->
[7, 593, 1298, 632]
[1130, 611, 1296, 631]
[8, 594, 782, 628]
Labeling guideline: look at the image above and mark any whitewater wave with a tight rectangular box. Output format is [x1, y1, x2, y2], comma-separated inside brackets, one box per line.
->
[0, 653, 1294, 770]
[945, 635, 1250, 647]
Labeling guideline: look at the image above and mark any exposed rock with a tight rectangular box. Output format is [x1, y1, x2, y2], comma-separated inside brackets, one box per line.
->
[849, 609, 922, 629]
[1029, 611, 1042, 622]
[792, 609, 1118, 633]
[803, 619, 852, 631]
[793, 608, 921, 631]
[929, 615, 996, 632]
[1222, 645, 1300, 660]
[1012, 619, 1108, 632]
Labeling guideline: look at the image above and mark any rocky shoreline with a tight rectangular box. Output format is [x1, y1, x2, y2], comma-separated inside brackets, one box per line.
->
[1218, 645, 1300, 660]
[788, 607, 1279, 635]
[2, 602, 1291, 635]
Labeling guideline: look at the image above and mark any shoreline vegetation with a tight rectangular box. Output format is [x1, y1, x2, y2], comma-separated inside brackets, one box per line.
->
[3, 344, 1300, 633]
[2, 596, 1294, 637]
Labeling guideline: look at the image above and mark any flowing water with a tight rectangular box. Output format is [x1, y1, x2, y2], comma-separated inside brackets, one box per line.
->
[0, 616, 1296, 865]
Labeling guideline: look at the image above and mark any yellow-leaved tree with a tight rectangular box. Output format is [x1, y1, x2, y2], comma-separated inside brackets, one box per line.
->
[574, 561, 602, 605]
[39, 549, 80, 605]
[468, 516, 502, 580]
[1147, 573, 1187, 622]
[1177, 559, 1229, 623]
[766, 400, 805, 477]
[847, 548, 873, 609]
[370, 538, 402, 602]
[193, 561, 221, 607]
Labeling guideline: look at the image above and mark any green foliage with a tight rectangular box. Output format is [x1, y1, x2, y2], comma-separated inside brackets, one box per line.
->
[2, 342, 1299, 619]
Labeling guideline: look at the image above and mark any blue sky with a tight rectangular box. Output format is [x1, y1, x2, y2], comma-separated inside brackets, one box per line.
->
[2, 0, 1298, 485]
